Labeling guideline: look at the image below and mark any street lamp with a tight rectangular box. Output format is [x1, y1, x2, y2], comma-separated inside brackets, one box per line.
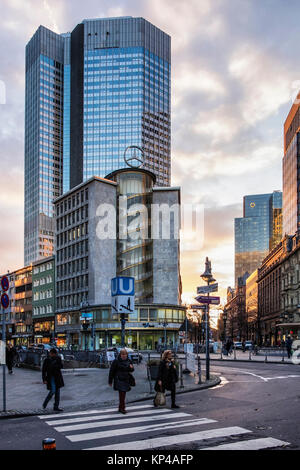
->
[80, 297, 91, 351]
[223, 309, 228, 342]
[200, 257, 216, 381]
[159, 320, 169, 348]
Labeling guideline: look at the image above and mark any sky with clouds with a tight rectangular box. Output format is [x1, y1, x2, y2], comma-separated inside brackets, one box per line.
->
[1, 0, 300, 318]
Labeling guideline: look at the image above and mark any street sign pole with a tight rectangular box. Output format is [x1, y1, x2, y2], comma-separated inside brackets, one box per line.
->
[206, 292, 210, 381]
[121, 313, 126, 348]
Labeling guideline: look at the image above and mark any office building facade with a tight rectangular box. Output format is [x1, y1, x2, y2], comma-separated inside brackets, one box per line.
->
[283, 93, 300, 236]
[235, 192, 282, 286]
[54, 168, 184, 350]
[25, 17, 171, 265]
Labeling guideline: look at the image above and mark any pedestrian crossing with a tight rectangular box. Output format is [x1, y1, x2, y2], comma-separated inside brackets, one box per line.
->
[38, 404, 290, 451]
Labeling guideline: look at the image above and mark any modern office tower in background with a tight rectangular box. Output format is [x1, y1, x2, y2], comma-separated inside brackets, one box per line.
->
[69, 17, 171, 190]
[24, 26, 65, 265]
[283, 92, 300, 237]
[234, 192, 282, 286]
[25, 17, 171, 265]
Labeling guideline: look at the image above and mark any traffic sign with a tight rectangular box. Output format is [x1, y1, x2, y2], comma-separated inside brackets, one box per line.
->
[197, 283, 218, 294]
[0, 276, 9, 292]
[196, 296, 220, 305]
[190, 304, 205, 310]
[1, 293, 9, 309]
[111, 277, 135, 314]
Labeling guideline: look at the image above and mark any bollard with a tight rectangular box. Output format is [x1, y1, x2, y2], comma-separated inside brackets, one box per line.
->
[179, 363, 184, 389]
[197, 356, 202, 385]
[249, 350, 252, 361]
[42, 438, 56, 450]
[220, 349, 223, 360]
[234, 348, 236, 360]
[282, 348, 285, 362]
[147, 365, 153, 393]
[265, 352, 268, 363]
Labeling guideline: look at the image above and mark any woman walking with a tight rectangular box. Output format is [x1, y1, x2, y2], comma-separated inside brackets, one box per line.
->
[42, 348, 64, 412]
[108, 349, 135, 414]
[154, 349, 179, 408]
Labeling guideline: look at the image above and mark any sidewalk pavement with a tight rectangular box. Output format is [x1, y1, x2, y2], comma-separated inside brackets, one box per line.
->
[0, 361, 220, 419]
[145, 351, 295, 364]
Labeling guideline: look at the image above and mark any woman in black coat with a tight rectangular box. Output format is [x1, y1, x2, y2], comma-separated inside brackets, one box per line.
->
[154, 349, 179, 408]
[108, 349, 135, 414]
[42, 348, 64, 412]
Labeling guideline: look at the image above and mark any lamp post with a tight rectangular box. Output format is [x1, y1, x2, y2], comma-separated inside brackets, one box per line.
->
[223, 309, 228, 342]
[200, 257, 216, 381]
[159, 320, 169, 348]
[80, 297, 91, 351]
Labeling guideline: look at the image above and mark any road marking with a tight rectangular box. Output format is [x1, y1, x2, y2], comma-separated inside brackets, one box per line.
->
[263, 375, 300, 381]
[231, 370, 269, 382]
[84, 426, 251, 450]
[53, 412, 191, 432]
[38, 404, 153, 420]
[46, 408, 172, 426]
[201, 437, 290, 450]
[67, 418, 217, 442]
[213, 376, 229, 388]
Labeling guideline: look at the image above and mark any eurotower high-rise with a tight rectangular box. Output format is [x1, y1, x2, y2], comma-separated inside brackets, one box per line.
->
[24, 17, 171, 265]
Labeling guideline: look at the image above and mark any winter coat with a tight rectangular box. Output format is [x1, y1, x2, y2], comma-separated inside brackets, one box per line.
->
[286, 338, 293, 350]
[154, 359, 178, 393]
[42, 356, 64, 390]
[108, 356, 134, 392]
[6, 347, 16, 366]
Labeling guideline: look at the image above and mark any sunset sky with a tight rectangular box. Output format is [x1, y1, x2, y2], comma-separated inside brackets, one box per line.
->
[1, 0, 300, 324]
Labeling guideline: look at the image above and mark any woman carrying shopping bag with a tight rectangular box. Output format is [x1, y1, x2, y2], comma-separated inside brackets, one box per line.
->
[108, 348, 135, 414]
[154, 349, 179, 408]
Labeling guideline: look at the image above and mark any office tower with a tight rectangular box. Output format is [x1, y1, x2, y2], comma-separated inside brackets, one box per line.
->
[283, 93, 300, 236]
[25, 17, 171, 265]
[69, 17, 171, 190]
[234, 192, 282, 286]
[24, 26, 65, 265]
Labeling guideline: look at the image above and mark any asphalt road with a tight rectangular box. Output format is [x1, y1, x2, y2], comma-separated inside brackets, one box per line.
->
[0, 361, 299, 452]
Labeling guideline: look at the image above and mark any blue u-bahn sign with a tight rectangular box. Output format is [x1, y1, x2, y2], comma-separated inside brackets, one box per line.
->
[111, 277, 135, 314]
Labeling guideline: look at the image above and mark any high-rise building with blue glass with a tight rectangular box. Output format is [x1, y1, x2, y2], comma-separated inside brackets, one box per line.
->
[235, 192, 282, 286]
[24, 17, 171, 265]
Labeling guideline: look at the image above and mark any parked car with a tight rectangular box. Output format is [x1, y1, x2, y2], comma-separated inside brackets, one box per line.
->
[106, 347, 142, 364]
[234, 341, 243, 349]
[245, 341, 253, 350]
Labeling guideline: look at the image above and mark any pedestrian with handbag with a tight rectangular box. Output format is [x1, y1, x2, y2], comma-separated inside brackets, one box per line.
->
[108, 348, 135, 414]
[154, 349, 179, 409]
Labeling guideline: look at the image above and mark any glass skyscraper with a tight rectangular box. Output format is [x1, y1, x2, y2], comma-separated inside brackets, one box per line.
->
[24, 26, 65, 265]
[24, 17, 171, 265]
[235, 192, 282, 286]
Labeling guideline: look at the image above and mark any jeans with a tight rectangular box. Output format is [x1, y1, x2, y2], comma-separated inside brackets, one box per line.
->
[43, 377, 60, 409]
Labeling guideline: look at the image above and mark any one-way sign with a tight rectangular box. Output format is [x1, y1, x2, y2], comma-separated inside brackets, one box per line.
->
[195, 295, 220, 305]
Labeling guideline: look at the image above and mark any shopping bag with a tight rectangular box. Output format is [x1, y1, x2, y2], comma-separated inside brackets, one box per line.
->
[154, 391, 166, 406]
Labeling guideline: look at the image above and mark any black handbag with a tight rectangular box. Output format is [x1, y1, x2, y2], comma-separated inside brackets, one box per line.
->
[128, 373, 136, 387]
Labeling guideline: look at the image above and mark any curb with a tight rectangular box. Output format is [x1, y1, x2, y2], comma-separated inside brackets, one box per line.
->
[0, 376, 221, 420]
[207, 358, 294, 365]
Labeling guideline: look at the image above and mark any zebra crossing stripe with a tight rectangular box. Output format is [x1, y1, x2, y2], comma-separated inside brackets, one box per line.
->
[46, 408, 174, 426]
[66, 418, 217, 442]
[201, 437, 290, 450]
[38, 404, 153, 420]
[53, 412, 191, 433]
[84, 426, 252, 450]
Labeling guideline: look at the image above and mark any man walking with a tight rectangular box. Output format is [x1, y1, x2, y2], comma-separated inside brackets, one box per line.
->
[6, 343, 16, 374]
[286, 335, 293, 359]
[42, 348, 64, 412]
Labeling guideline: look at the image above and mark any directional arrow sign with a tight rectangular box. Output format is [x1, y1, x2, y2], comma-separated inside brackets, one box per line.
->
[197, 283, 218, 294]
[190, 304, 206, 310]
[196, 296, 220, 305]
